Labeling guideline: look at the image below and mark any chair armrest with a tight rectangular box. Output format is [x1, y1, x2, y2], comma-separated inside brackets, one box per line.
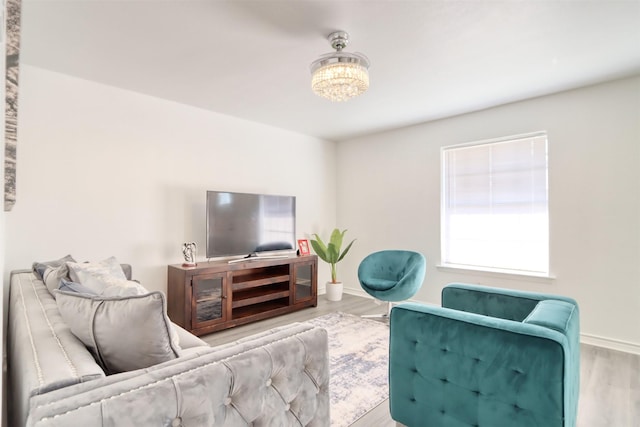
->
[389, 302, 575, 427]
[442, 283, 578, 321]
[523, 300, 578, 335]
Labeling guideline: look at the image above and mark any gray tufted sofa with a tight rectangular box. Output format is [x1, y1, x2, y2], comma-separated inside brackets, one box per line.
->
[8, 269, 330, 427]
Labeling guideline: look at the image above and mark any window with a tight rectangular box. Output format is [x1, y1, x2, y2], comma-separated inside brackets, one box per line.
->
[441, 132, 549, 275]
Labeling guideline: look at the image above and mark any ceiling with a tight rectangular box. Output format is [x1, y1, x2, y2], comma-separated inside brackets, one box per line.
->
[20, 0, 640, 142]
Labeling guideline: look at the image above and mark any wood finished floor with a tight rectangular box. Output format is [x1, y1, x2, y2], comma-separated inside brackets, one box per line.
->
[201, 293, 640, 427]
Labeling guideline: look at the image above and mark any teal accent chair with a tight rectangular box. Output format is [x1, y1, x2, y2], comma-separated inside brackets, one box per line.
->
[358, 250, 426, 318]
[389, 283, 580, 427]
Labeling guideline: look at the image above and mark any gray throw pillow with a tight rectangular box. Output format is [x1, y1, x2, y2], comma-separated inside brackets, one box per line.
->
[32, 254, 75, 280]
[60, 277, 148, 298]
[42, 264, 73, 296]
[59, 279, 98, 295]
[55, 290, 181, 374]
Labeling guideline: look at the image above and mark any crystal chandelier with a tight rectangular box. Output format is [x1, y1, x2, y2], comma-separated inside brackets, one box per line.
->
[310, 31, 370, 102]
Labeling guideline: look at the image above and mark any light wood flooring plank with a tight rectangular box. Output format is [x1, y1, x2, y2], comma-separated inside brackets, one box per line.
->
[200, 293, 640, 427]
[201, 294, 385, 346]
[578, 344, 640, 427]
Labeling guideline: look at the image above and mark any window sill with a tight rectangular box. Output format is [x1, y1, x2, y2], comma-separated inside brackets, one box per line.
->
[436, 264, 556, 283]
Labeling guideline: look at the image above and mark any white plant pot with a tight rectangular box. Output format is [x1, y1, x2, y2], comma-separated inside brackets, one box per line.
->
[326, 281, 344, 302]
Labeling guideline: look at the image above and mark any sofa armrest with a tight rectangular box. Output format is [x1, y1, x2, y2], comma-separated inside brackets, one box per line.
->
[442, 283, 578, 321]
[26, 323, 330, 427]
[8, 272, 106, 427]
[389, 302, 577, 427]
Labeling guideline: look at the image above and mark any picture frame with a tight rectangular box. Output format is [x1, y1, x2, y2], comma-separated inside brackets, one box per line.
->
[4, 0, 22, 211]
[297, 239, 311, 256]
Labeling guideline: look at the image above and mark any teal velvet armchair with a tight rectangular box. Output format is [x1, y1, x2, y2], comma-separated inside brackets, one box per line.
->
[358, 250, 426, 318]
[389, 283, 580, 427]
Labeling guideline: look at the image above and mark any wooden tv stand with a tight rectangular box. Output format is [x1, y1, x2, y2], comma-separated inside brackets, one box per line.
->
[167, 255, 318, 336]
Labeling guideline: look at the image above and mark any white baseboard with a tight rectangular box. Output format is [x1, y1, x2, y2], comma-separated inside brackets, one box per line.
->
[342, 288, 640, 355]
[580, 333, 640, 355]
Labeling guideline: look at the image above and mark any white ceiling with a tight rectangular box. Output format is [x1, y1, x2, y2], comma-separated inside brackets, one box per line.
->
[20, 0, 640, 141]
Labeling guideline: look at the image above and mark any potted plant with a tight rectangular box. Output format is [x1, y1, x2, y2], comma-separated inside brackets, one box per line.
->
[309, 228, 356, 301]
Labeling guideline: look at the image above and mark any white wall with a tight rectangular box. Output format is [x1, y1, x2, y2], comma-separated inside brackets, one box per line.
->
[0, 144, 3, 427]
[5, 66, 639, 356]
[4, 65, 337, 293]
[1, 23, 5, 425]
[337, 75, 640, 352]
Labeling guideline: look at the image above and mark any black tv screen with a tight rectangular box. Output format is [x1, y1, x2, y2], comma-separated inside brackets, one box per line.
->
[206, 191, 296, 259]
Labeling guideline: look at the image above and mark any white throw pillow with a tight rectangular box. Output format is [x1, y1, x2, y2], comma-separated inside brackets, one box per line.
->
[66, 257, 128, 294]
[56, 290, 181, 374]
[100, 281, 149, 297]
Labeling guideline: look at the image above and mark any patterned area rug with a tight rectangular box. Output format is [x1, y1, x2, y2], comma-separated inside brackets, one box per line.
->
[307, 312, 390, 427]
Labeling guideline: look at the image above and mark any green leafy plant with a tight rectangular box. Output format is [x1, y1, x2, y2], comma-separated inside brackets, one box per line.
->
[309, 228, 356, 284]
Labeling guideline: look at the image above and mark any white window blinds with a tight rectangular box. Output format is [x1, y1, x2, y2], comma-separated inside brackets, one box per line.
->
[441, 132, 549, 275]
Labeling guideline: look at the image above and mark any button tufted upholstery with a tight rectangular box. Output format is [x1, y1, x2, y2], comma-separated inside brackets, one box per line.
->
[389, 283, 580, 427]
[27, 322, 330, 426]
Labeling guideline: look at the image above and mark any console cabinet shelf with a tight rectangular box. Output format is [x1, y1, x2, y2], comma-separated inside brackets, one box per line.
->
[167, 255, 317, 336]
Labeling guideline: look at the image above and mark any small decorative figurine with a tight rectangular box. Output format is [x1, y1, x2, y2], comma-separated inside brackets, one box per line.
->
[182, 242, 197, 267]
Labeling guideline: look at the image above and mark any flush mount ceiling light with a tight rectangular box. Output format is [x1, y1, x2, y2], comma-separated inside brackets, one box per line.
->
[310, 31, 370, 102]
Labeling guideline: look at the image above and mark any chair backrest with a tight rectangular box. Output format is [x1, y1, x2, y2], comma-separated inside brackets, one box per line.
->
[358, 250, 426, 301]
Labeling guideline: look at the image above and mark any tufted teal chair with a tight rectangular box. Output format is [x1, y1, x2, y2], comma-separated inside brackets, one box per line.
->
[358, 250, 426, 319]
[389, 283, 580, 427]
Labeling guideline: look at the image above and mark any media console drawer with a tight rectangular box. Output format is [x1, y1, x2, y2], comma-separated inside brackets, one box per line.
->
[167, 255, 317, 336]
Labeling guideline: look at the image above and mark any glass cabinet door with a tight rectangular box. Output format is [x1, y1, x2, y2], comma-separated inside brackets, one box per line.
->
[192, 273, 226, 328]
[294, 262, 315, 303]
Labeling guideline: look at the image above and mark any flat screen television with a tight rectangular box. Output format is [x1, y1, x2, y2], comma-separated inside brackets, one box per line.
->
[206, 190, 296, 259]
